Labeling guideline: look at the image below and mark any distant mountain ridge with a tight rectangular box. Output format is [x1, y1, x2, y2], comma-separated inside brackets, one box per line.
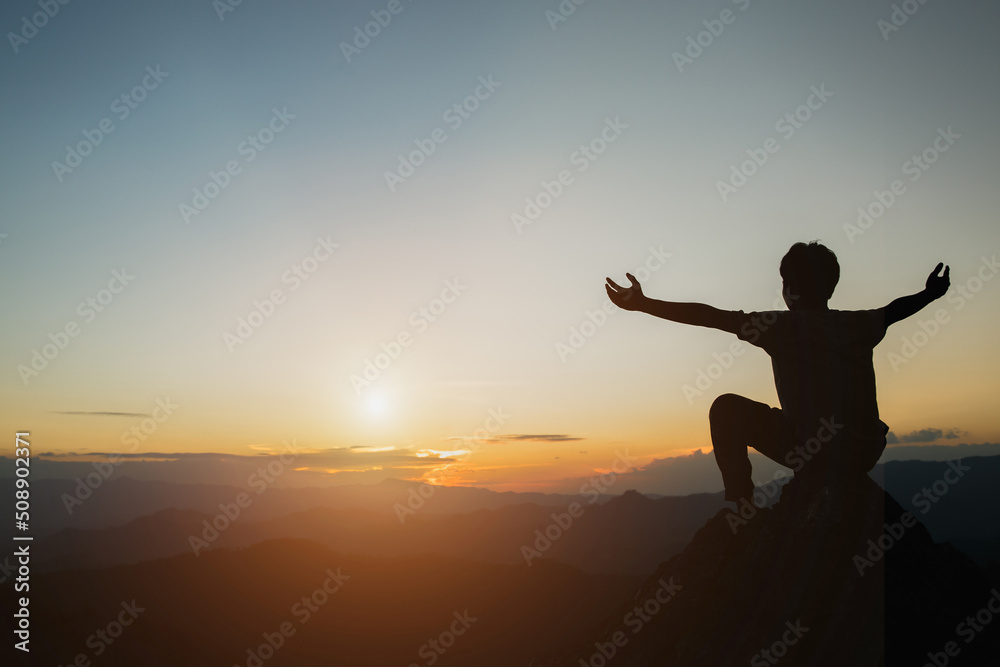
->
[874, 455, 1000, 574]
[0, 475, 611, 538]
[32, 490, 726, 575]
[17, 455, 1000, 580]
[4, 454, 999, 541]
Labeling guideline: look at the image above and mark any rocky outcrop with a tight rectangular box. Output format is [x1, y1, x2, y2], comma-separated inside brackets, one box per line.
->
[541, 473, 998, 666]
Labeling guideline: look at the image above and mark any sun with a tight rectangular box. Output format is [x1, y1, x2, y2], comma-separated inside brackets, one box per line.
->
[364, 392, 390, 419]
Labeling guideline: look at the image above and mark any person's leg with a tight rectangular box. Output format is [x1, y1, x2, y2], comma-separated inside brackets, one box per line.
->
[798, 419, 890, 488]
[709, 393, 795, 504]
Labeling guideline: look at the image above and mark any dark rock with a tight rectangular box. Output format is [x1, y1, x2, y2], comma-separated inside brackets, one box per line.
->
[539, 473, 999, 666]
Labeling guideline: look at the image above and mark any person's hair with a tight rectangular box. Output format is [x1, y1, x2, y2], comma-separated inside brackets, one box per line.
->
[779, 241, 840, 302]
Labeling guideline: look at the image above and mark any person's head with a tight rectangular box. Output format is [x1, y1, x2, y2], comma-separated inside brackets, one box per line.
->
[779, 241, 839, 310]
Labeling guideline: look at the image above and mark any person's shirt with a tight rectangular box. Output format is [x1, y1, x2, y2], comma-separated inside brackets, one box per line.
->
[731, 308, 888, 447]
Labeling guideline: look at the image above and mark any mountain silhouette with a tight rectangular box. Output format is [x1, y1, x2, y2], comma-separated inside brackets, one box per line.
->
[538, 473, 1000, 666]
[33, 507, 208, 571]
[10, 475, 605, 538]
[33, 490, 725, 575]
[873, 455, 1000, 578]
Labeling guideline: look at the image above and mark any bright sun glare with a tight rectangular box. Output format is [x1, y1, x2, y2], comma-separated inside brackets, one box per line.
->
[364, 392, 390, 418]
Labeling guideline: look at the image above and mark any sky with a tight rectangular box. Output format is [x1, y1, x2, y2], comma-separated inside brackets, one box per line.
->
[1, 0, 998, 493]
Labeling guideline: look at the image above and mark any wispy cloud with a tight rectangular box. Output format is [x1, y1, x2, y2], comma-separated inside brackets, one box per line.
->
[22, 447, 457, 487]
[886, 427, 963, 444]
[443, 433, 583, 446]
[49, 411, 150, 418]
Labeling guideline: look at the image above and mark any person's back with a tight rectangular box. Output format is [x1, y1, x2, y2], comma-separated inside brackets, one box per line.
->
[605, 241, 950, 506]
[739, 307, 888, 471]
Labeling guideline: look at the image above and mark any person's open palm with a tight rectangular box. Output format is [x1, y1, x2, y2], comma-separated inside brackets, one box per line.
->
[606, 273, 646, 311]
[925, 262, 950, 299]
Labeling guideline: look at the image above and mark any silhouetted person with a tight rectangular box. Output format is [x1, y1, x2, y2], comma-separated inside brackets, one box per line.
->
[606, 241, 950, 506]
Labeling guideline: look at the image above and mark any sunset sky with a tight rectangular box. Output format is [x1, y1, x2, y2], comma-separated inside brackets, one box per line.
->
[2, 0, 998, 493]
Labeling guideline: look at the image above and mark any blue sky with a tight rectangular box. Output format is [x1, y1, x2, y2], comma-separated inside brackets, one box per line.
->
[2, 0, 998, 491]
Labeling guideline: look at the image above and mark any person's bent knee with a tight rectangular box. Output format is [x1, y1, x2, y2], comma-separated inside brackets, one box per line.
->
[709, 393, 745, 423]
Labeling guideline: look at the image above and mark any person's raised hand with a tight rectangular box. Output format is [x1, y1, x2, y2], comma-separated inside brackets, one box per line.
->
[925, 262, 950, 299]
[605, 273, 647, 311]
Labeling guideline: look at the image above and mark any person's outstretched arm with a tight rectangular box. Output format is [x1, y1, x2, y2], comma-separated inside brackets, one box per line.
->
[605, 273, 740, 333]
[883, 263, 950, 327]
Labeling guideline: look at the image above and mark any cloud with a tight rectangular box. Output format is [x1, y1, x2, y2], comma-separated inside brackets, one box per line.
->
[19, 447, 456, 487]
[544, 448, 734, 496]
[546, 440, 1000, 496]
[445, 435, 504, 445]
[449, 434, 582, 445]
[902, 429, 942, 443]
[49, 411, 150, 418]
[11, 440, 1000, 494]
[886, 427, 964, 444]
